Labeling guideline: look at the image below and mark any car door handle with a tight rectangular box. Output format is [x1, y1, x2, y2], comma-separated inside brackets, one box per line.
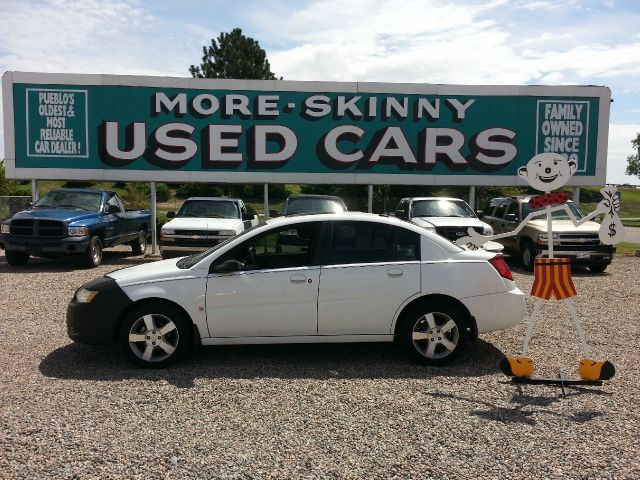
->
[387, 268, 403, 277]
[290, 274, 307, 283]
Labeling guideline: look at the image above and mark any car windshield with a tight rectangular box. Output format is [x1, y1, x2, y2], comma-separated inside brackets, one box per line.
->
[32, 191, 102, 212]
[176, 225, 258, 269]
[411, 199, 475, 218]
[284, 198, 346, 215]
[523, 200, 585, 219]
[177, 200, 240, 219]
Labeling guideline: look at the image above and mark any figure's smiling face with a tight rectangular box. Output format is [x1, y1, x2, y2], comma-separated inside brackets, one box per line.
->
[518, 153, 577, 191]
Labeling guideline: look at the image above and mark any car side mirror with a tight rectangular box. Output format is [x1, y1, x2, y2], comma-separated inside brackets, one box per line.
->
[26, 202, 33, 209]
[505, 213, 518, 222]
[106, 205, 120, 214]
[269, 209, 279, 217]
[243, 212, 255, 221]
[211, 259, 245, 273]
[167, 211, 176, 219]
[476, 210, 484, 219]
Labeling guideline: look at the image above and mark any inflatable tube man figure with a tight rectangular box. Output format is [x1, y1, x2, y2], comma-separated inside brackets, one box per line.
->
[456, 152, 624, 381]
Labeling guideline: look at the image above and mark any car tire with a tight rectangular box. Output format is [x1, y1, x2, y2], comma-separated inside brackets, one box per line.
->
[588, 263, 608, 273]
[82, 236, 103, 268]
[130, 230, 147, 255]
[5, 251, 30, 266]
[119, 303, 192, 368]
[521, 242, 535, 272]
[399, 301, 468, 366]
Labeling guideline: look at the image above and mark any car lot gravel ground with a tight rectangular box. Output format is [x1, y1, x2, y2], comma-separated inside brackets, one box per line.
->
[1, 247, 639, 479]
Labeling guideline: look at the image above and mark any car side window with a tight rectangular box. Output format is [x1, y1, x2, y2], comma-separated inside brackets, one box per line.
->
[215, 222, 319, 271]
[106, 194, 122, 213]
[327, 221, 420, 265]
[506, 201, 519, 220]
[396, 199, 409, 219]
[493, 201, 508, 219]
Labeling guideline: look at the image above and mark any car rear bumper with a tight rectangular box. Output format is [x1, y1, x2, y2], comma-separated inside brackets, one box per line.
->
[0, 234, 90, 255]
[462, 287, 526, 334]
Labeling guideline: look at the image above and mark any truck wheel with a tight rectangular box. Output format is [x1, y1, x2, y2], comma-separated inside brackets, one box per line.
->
[130, 230, 147, 255]
[521, 242, 535, 272]
[82, 236, 103, 268]
[5, 251, 30, 266]
[588, 263, 608, 273]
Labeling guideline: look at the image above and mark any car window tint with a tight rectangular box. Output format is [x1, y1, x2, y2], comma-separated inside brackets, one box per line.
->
[327, 221, 420, 265]
[493, 201, 508, 219]
[216, 223, 319, 271]
[107, 194, 122, 212]
[506, 201, 519, 218]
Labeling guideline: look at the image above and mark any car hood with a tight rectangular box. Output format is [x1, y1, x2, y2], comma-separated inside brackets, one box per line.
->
[163, 217, 242, 231]
[412, 217, 486, 229]
[528, 219, 601, 232]
[107, 258, 207, 286]
[10, 209, 98, 222]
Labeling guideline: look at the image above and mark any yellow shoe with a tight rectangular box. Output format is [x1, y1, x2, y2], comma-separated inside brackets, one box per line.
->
[579, 359, 615, 381]
[500, 356, 533, 378]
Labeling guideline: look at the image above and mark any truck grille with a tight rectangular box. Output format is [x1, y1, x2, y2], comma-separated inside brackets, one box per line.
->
[557, 233, 601, 246]
[174, 229, 220, 236]
[435, 226, 483, 242]
[10, 219, 65, 238]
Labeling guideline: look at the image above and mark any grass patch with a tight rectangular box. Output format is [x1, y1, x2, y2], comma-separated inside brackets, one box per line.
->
[615, 242, 640, 255]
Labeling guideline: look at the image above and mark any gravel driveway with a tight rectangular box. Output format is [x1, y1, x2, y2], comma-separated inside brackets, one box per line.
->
[1, 248, 639, 479]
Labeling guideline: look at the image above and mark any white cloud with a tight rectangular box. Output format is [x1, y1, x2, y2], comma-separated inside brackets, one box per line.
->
[608, 123, 640, 184]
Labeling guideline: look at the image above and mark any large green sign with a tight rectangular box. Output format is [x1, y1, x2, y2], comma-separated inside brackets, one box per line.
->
[3, 72, 610, 186]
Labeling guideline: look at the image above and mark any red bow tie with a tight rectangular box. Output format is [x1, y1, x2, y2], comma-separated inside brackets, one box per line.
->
[528, 192, 569, 209]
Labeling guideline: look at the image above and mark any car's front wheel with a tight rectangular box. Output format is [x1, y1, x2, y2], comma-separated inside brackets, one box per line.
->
[521, 241, 536, 272]
[130, 229, 147, 255]
[119, 303, 192, 368]
[588, 263, 609, 273]
[399, 301, 468, 366]
[5, 251, 30, 266]
[82, 236, 103, 268]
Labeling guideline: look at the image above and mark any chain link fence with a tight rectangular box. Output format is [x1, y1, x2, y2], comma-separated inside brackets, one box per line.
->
[0, 196, 31, 221]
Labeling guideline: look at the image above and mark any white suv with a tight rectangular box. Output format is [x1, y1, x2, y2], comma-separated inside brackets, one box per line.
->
[68, 213, 524, 368]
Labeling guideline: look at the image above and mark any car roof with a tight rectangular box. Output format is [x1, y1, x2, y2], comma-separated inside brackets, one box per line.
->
[286, 194, 344, 201]
[184, 197, 241, 202]
[405, 197, 468, 202]
[50, 188, 111, 195]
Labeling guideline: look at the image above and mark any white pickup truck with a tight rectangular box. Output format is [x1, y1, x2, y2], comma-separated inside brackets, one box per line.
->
[159, 197, 258, 259]
[394, 197, 503, 253]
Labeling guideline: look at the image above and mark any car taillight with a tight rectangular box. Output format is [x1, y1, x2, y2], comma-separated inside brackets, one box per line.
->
[489, 255, 513, 281]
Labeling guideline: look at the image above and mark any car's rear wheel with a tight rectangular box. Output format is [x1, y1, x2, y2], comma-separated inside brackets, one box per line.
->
[82, 236, 103, 268]
[119, 303, 192, 368]
[399, 301, 468, 366]
[521, 241, 535, 272]
[130, 230, 147, 255]
[5, 251, 30, 266]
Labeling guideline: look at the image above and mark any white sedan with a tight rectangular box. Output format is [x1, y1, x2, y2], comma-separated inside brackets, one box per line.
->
[67, 213, 525, 368]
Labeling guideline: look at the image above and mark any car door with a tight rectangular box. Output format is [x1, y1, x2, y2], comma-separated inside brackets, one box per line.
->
[205, 222, 322, 337]
[103, 193, 125, 245]
[317, 220, 421, 335]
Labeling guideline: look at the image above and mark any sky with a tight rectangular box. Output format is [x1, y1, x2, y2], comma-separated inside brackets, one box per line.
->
[1, 0, 639, 184]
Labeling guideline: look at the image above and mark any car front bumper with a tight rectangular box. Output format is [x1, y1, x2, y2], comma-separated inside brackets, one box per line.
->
[66, 276, 133, 345]
[0, 234, 90, 256]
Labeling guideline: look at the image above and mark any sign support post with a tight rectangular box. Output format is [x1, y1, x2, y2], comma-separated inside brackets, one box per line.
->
[150, 182, 156, 255]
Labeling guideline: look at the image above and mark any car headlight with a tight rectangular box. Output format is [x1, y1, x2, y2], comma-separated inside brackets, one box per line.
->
[220, 230, 236, 236]
[537, 233, 559, 245]
[482, 225, 494, 235]
[162, 228, 175, 235]
[75, 287, 98, 303]
[68, 227, 89, 237]
[1, 223, 9, 234]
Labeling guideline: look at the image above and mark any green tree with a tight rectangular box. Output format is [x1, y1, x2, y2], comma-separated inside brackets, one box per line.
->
[625, 132, 640, 178]
[189, 28, 278, 80]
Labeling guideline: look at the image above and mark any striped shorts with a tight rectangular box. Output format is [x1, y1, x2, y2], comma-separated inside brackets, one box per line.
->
[530, 258, 577, 300]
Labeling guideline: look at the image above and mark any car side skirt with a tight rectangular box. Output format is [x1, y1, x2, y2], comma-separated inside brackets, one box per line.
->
[201, 334, 394, 346]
